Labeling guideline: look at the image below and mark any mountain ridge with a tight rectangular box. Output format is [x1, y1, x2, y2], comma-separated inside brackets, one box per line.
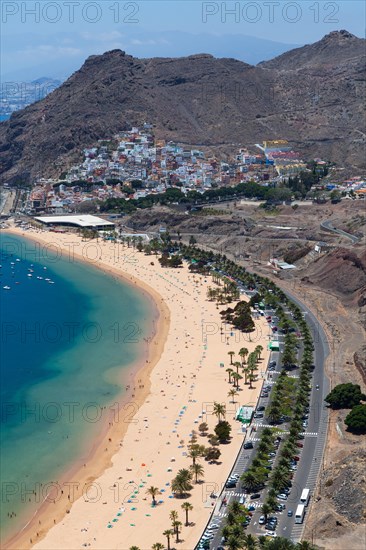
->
[0, 30, 365, 184]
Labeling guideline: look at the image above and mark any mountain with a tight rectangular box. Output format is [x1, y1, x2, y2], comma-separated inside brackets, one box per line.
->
[259, 30, 365, 69]
[1, 30, 300, 82]
[0, 31, 364, 183]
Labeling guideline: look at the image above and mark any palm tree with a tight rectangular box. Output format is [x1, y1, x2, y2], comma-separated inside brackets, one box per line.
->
[146, 486, 161, 506]
[233, 361, 241, 374]
[162, 529, 173, 550]
[171, 468, 193, 497]
[173, 520, 182, 543]
[243, 533, 258, 549]
[188, 445, 204, 466]
[228, 388, 238, 403]
[232, 372, 243, 389]
[239, 347, 249, 365]
[190, 462, 204, 483]
[261, 502, 272, 522]
[248, 372, 256, 389]
[242, 365, 250, 385]
[169, 509, 178, 529]
[213, 402, 226, 422]
[181, 501, 193, 526]
[226, 367, 234, 384]
[152, 544, 164, 550]
[129, 547, 141, 550]
[255, 345, 263, 360]
[228, 351, 235, 365]
[296, 542, 315, 550]
[240, 471, 261, 492]
[227, 535, 243, 550]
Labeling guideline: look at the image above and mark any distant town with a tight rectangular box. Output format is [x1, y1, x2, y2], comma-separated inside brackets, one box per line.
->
[2, 126, 366, 217]
[0, 78, 62, 121]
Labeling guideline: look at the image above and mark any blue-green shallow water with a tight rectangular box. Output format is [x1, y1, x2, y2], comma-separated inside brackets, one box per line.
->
[0, 233, 153, 542]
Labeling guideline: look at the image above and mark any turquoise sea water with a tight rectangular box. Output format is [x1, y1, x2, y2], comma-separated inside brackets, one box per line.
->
[0, 233, 154, 541]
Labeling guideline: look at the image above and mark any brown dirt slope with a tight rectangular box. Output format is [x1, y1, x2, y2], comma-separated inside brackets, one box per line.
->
[299, 246, 366, 306]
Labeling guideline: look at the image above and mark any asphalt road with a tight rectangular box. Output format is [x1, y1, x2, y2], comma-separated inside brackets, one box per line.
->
[320, 219, 359, 244]
[196, 286, 330, 549]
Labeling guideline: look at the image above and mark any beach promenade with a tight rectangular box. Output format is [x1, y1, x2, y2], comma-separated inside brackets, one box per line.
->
[5, 227, 269, 550]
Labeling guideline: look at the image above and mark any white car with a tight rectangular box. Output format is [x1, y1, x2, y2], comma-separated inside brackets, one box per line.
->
[259, 515, 266, 524]
[277, 494, 288, 500]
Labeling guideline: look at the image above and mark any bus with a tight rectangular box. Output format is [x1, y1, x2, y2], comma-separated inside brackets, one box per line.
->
[300, 488, 310, 506]
[295, 504, 306, 524]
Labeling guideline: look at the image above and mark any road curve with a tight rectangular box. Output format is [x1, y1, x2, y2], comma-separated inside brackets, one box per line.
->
[321, 219, 360, 244]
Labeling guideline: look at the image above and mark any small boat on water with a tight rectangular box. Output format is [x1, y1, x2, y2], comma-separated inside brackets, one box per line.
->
[16, 259, 20, 262]
[27, 274, 32, 277]
[3, 286, 11, 290]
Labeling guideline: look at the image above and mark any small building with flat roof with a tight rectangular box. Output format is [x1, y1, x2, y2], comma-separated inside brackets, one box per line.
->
[235, 406, 254, 424]
[34, 214, 115, 229]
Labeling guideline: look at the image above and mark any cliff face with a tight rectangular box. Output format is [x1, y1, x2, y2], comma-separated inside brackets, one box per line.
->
[0, 31, 365, 183]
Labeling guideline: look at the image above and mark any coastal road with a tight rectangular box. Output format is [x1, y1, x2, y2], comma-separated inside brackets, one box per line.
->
[278, 287, 330, 542]
[320, 219, 359, 244]
[196, 280, 330, 548]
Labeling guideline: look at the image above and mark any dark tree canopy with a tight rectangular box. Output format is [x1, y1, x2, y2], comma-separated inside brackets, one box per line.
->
[214, 420, 232, 442]
[345, 404, 366, 434]
[325, 383, 365, 410]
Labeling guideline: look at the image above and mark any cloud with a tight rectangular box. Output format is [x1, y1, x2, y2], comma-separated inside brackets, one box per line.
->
[80, 31, 123, 42]
[130, 38, 169, 46]
[19, 45, 82, 58]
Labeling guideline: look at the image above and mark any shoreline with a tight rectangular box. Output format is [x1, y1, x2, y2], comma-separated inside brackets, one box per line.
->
[2, 228, 171, 550]
[2, 226, 270, 550]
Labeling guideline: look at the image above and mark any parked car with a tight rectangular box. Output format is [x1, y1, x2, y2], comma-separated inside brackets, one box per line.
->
[257, 406, 265, 411]
[259, 515, 266, 524]
[287, 510, 293, 517]
[296, 442, 304, 448]
[250, 493, 261, 500]
[253, 413, 264, 419]
[244, 441, 253, 449]
[269, 360, 276, 367]
[225, 480, 236, 488]
[277, 494, 288, 500]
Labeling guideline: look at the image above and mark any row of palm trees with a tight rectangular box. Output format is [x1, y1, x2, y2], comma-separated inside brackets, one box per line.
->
[129, 502, 193, 550]
[226, 346, 263, 391]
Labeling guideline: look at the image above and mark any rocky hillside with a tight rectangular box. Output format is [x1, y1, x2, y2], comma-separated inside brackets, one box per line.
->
[299, 246, 366, 306]
[0, 30, 365, 183]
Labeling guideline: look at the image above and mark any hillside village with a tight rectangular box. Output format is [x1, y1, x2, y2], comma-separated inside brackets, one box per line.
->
[14, 127, 366, 215]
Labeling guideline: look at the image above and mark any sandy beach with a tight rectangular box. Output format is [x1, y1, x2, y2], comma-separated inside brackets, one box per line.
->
[3, 226, 270, 550]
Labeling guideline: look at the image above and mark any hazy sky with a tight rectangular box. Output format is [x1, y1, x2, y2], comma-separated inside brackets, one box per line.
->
[1, 1, 365, 79]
